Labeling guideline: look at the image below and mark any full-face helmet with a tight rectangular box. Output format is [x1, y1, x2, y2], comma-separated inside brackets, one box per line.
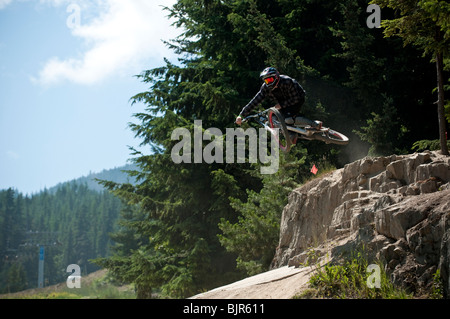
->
[260, 67, 280, 89]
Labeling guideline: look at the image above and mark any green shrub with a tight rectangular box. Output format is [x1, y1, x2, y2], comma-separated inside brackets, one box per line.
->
[304, 252, 412, 299]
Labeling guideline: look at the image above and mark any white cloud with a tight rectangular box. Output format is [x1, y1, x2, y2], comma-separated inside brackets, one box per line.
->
[33, 0, 180, 86]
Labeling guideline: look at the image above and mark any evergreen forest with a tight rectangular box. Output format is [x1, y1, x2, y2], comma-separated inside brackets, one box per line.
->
[2, 0, 449, 298]
[0, 181, 123, 293]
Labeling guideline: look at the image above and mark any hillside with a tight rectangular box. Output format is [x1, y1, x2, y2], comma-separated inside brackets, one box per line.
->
[0, 165, 136, 293]
[192, 151, 450, 299]
[0, 269, 135, 299]
[49, 163, 138, 193]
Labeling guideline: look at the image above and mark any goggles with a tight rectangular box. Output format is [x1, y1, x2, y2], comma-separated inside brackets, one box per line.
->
[263, 76, 276, 85]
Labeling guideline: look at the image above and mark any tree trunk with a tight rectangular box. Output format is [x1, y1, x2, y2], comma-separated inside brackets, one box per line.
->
[436, 51, 449, 155]
[136, 283, 153, 299]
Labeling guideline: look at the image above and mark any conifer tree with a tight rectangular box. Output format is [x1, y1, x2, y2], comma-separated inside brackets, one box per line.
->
[377, 0, 450, 155]
[218, 151, 305, 275]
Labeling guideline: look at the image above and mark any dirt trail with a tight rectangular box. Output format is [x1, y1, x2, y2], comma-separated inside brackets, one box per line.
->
[190, 266, 314, 299]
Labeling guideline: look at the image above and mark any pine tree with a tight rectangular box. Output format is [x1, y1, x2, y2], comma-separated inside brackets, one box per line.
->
[6, 262, 27, 293]
[218, 151, 305, 275]
[377, 0, 450, 155]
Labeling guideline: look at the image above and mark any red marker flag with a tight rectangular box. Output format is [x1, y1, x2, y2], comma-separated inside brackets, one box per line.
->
[311, 164, 318, 175]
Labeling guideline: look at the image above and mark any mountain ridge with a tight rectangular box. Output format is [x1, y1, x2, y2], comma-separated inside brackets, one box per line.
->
[47, 163, 138, 193]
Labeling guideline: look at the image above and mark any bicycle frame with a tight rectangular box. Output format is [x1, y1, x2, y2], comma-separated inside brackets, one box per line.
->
[243, 109, 312, 138]
[242, 107, 349, 150]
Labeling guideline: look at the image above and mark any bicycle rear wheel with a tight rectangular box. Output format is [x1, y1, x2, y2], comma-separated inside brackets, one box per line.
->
[268, 107, 292, 153]
[314, 128, 349, 145]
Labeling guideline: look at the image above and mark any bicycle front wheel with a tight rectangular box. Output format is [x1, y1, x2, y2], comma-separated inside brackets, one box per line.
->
[268, 107, 292, 153]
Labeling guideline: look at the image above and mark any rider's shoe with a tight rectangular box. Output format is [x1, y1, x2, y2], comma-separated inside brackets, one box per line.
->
[305, 121, 323, 137]
[285, 117, 295, 125]
[314, 120, 323, 130]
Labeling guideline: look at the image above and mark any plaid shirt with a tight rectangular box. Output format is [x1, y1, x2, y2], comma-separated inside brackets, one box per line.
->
[239, 75, 306, 117]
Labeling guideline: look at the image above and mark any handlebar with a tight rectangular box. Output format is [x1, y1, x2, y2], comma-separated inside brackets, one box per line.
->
[241, 109, 269, 124]
[241, 114, 257, 123]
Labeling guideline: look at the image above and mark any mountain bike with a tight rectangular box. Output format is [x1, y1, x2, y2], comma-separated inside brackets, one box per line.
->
[242, 107, 349, 153]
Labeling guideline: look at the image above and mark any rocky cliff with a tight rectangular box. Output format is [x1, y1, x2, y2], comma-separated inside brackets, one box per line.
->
[271, 151, 450, 297]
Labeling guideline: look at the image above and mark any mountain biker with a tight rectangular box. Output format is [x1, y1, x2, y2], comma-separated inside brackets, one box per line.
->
[235, 67, 322, 143]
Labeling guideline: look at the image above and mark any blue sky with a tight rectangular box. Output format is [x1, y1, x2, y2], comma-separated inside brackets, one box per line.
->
[0, 0, 180, 195]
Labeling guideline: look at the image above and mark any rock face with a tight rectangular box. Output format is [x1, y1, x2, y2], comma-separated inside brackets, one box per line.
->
[271, 151, 450, 296]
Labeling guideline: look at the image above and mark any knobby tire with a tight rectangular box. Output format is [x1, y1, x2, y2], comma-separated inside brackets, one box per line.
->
[313, 129, 349, 146]
[268, 107, 292, 153]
